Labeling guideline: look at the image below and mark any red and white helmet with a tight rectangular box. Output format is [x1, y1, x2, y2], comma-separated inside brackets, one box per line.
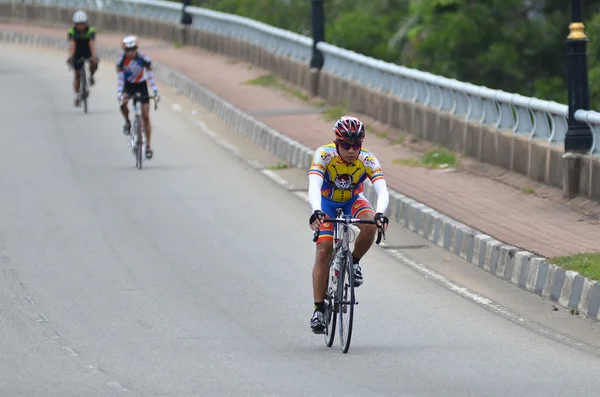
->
[334, 115, 365, 143]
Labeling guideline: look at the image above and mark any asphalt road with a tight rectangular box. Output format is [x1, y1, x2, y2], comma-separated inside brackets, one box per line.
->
[1, 43, 600, 397]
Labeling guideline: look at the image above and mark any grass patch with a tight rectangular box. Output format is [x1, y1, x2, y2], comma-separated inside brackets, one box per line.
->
[392, 135, 406, 145]
[321, 103, 347, 121]
[392, 149, 458, 169]
[246, 74, 278, 87]
[549, 253, 600, 282]
[375, 131, 389, 140]
[173, 41, 183, 49]
[524, 186, 535, 194]
[422, 149, 458, 168]
[244, 73, 309, 102]
[267, 162, 290, 170]
[392, 158, 422, 167]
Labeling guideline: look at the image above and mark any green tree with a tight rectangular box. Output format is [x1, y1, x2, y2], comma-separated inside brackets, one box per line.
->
[192, 0, 600, 107]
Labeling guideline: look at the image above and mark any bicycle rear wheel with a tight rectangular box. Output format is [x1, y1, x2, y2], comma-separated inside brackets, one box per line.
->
[338, 253, 355, 353]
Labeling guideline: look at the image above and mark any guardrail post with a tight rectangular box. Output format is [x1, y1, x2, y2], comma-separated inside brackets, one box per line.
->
[565, 0, 592, 153]
[309, 0, 325, 96]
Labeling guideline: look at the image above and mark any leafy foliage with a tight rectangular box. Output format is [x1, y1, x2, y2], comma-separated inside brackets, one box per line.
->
[189, 0, 600, 107]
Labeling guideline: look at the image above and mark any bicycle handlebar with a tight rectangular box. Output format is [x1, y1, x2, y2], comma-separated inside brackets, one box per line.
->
[67, 56, 87, 71]
[312, 217, 386, 244]
[119, 93, 159, 110]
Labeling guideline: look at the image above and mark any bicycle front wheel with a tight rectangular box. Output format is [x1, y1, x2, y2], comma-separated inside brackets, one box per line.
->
[80, 66, 87, 114]
[338, 253, 355, 353]
[134, 116, 143, 169]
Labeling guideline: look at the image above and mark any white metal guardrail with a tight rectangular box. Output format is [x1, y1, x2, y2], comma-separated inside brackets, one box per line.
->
[6, 0, 600, 154]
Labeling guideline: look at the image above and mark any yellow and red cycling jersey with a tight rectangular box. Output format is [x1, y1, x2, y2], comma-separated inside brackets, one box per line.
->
[308, 143, 384, 203]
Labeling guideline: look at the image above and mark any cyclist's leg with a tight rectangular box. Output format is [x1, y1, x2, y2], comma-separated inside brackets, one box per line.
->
[311, 197, 335, 332]
[349, 194, 377, 287]
[120, 82, 132, 134]
[138, 83, 152, 157]
[88, 55, 98, 85]
[72, 57, 83, 105]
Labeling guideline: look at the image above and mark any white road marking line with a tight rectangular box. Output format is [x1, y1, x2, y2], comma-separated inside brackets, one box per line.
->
[385, 249, 592, 351]
[195, 120, 218, 138]
[107, 382, 129, 392]
[61, 346, 79, 357]
[216, 139, 240, 156]
[34, 313, 48, 322]
[261, 169, 294, 190]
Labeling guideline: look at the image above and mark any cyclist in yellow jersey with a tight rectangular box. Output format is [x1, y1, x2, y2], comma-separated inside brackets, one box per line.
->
[307, 115, 390, 333]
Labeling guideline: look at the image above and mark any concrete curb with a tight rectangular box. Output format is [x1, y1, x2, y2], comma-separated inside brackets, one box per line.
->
[4, 30, 599, 321]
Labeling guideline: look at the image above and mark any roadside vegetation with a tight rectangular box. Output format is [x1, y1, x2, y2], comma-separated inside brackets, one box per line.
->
[549, 254, 600, 282]
[188, 0, 600, 107]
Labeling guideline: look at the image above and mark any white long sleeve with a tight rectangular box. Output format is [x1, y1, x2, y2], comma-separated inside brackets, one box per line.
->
[372, 179, 389, 214]
[308, 174, 324, 212]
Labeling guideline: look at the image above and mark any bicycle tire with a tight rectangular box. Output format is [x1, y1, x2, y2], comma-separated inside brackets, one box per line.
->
[324, 258, 337, 348]
[80, 65, 87, 114]
[136, 115, 143, 169]
[338, 252, 355, 354]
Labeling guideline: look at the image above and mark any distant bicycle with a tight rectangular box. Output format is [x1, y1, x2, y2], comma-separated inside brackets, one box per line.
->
[313, 207, 385, 353]
[68, 56, 89, 114]
[120, 92, 158, 169]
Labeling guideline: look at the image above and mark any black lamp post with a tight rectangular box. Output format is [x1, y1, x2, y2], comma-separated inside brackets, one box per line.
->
[310, 0, 325, 69]
[565, 0, 593, 152]
[181, 0, 192, 26]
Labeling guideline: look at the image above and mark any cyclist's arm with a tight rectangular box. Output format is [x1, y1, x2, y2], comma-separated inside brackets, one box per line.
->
[141, 55, 159, 92]
[87, 27, 97, 58]
[308, 147, 328, 212]
[116, 56, 125, 95]
[364, 152, 389, 213]
[372, 179, 389, 214]
[308, 174, 324, 212]
[89, 39, 97, 58]
[67, 30, 75, 59]
[117, 70, 125, 94]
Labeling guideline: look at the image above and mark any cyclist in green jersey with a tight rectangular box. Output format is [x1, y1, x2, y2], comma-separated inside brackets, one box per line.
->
[67, 10, 99, 107]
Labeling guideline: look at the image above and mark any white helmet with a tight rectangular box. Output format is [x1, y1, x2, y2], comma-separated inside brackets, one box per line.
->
[122, 35, 137, 49]
[72, 10, 88, 24]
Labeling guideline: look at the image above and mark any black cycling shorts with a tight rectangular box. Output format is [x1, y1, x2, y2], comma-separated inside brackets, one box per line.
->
[124, 81, 150, 104]
[73, 54, 91, 70]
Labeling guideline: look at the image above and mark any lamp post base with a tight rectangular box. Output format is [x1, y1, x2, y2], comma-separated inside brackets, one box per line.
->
[564, 123, 593, 153]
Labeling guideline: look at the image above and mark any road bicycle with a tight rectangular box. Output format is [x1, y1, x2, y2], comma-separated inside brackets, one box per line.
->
[68, 56, 89, 114]
[312, 208, 386, 353]
[120, 93, 158, 169]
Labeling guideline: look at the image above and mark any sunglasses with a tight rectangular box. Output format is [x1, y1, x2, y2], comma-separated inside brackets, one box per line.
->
[337, 140, 362, 151]
[125, 47, 137, 52]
